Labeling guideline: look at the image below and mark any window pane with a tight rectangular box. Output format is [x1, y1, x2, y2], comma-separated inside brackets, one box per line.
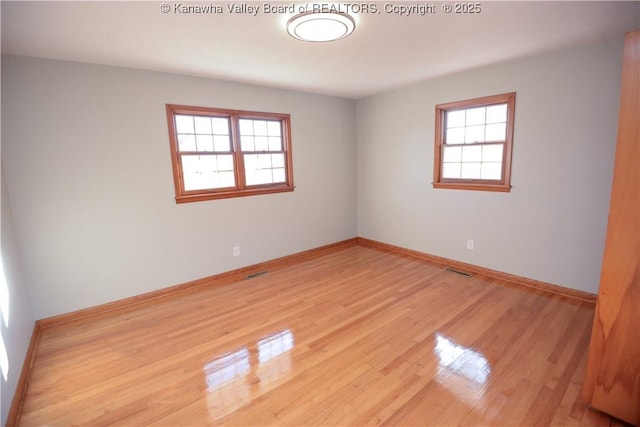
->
[258, 154, 272, 169]
[273, 168, 286, 183]
[196, 134, 214, 151]
[443, 146, 462, 163]
[253, 120, 268, 136]
[268, 137, 282, 151]
[267, 121, 281, 136]
[217, 155, 234, 171]
[200, 155, 216, 171]
[446, 127, 465, 144]
[194, 116, 212, 134]
[259, 170, 273, 185]
[182, 154, 236, 191]
[239, 119, 253, 135]
[181, 155, 199, 174]
[442, 163, 461, 179]
[465, 125, 485, 143]
[244, 155, 256, 174]
[462, 145, 482, 162]
[246, 169, 271, 186]
[218, 171, 235, 188]
[175, 115, 194, 134]
[241, 136, 255, 151]
[272, 153, 285, 168]
[485, 123, 506, 141]
[481, 162, 502, 180]
[244, 154, 284, 186]
[447, 110, 465, 128]
[255, 136, 268, 151]
[178, 134, 196, 152]
[213, 135, 231, 152]
[245, 154, 272, 185]
[461, 162, 481, 179]
[482, 144, 503, 162]
[212, 117, 230, 135]
[184, 172, 215, 191]
[465, 107, 485, 126]
[182, 155, 216, 173]
[486, 104, 507, 124]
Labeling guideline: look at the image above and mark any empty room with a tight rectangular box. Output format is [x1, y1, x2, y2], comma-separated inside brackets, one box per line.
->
[1, 1, 638, 425]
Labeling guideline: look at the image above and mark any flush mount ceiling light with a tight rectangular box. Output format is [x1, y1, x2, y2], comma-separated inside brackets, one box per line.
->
[287, 11, 355, 42]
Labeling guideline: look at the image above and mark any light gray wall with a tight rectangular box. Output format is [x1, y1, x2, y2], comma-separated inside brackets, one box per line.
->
[1, 55, 357, 319]
[1, 168, 36, 425]
[356, 37, 623, 294]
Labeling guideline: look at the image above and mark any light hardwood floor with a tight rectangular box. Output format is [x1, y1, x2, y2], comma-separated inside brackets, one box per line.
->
[18, 246, 624, 426]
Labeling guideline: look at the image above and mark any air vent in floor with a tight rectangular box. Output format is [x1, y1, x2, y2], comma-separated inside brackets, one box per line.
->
[445, 268, 472, 277]
[245, 271, 268, 279]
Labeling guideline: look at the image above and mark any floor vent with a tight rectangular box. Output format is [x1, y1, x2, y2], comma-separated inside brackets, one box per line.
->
[245, 271, 268, 279]
[445, 268, 472, 277]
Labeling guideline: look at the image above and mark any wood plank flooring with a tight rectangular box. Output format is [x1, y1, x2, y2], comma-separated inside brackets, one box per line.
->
[18, 246, 624, 426]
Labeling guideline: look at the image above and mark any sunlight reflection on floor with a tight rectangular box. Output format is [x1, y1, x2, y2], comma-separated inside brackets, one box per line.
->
[203, 329, 295, 421]
[434, 333, 491, 409]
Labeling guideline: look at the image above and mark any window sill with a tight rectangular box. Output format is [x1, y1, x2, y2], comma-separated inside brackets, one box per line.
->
[432, 182, 511, 192]
[176, 185, 295, 203]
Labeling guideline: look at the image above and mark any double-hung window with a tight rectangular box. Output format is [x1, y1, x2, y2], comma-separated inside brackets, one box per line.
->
[166, 105, 294, 203]
[433, 92, 515, 192]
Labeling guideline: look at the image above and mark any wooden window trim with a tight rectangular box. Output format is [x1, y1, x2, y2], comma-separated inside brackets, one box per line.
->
[166, 104, 295, 203]
[433, 92, 515, 192]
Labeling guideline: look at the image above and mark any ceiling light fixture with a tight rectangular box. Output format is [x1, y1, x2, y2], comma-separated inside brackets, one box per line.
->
[286, 11, 355, 42]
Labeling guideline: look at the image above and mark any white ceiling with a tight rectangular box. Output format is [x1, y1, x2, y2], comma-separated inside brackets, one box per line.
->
[2, 1, 639, 99]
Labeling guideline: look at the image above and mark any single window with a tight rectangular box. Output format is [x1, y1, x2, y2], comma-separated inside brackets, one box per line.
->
[166, 105, 294, 203]
[433, 92, 515, 192]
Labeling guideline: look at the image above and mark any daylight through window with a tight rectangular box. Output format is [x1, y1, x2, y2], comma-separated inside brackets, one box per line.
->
[167, 105, 294, 203]
[433, 93, 515, 192]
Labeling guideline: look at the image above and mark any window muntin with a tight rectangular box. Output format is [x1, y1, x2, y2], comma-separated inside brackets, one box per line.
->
[167, 105, 294, 203]
[433, 93, 515, 192]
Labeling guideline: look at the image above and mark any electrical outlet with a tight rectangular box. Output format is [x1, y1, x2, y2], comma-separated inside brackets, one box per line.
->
[467, 239, 475, 250]
[233, 246, 240, 257]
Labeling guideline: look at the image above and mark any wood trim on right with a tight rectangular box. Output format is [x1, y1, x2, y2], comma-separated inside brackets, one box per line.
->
[581, 30, 640, 426]
[357, 237, 597, 304]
